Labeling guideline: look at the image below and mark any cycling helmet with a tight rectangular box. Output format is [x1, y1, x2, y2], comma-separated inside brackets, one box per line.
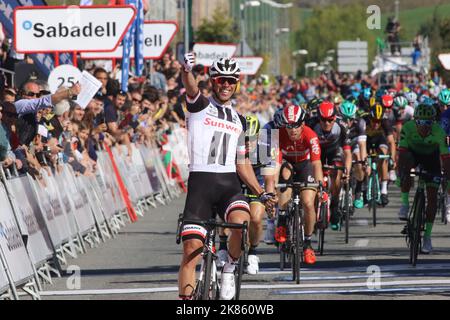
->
[282, 104, 307, 127]
[363, 87, 371, 100]
[209, 58, 241, 79]
[307, 97, 323, 111]
[414, 103, 436, 120]
[273, 108, 287, 128]
[394, 95, 408, 109]
[405, 91, 417, 104]
[370, 103, 385, 121]
[318, 100, 336, 119]
[340, 100, 357, 119]
[369, 96, 377, 108]
[381, 95, 394, 109]
[419, 95, 434, 106]
[245, 114, 260, 138]
[438, 88, 450, 106]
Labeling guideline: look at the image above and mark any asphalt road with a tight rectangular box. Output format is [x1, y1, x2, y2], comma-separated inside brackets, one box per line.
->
[40, 185, 450, 300]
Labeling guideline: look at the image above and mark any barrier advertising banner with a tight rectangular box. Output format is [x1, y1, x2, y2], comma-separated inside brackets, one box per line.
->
[0, 260, 9, 293]
[0, 183, 35, 285]
[8, 177, 53, 266]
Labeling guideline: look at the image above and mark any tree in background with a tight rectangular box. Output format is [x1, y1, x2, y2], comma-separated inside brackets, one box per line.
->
[293, 3, 377, 76]
[195, 8, 240, 43]
[419, 10, 450, 84]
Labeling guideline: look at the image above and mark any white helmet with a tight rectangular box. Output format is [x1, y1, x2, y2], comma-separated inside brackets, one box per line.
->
[209, 58, 240, 79]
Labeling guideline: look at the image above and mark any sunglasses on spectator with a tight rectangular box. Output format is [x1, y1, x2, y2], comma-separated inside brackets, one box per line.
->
[320, 117, 336, 123]
[24, 91, 41, 98]
[285, 123, 302, 129]
[416, 119, 433, 127]
[133, 98, 142, 103]
[213, 77, 238, 85]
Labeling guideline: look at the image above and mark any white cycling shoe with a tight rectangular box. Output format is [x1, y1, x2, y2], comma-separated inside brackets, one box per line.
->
[220, 268, 236, 300]
[246, 255, 260, 275]
[216, 250, 228, 269]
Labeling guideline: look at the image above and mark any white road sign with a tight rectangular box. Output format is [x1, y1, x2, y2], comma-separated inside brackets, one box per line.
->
[193, 43, 237, 67]
[14, 5, 136, 53]
[234, 57, 264, 75]
[337, 40, 368, 73]
[81, 22, 178, 60]
[48, 64, 82, 93]
[438, 53, 450, 71]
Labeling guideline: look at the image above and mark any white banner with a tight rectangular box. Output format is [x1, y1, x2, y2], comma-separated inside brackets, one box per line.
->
[193, 43, 237, 67]
[234, 57, 264, 75]
[0, 183, 35, 285]
[8, 177, 53, 266]
[81, 22, 178, 60]
[14, 5, 136, 53]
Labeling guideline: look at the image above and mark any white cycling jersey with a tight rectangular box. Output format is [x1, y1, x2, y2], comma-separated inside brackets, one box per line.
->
[185, 92, 246, 173]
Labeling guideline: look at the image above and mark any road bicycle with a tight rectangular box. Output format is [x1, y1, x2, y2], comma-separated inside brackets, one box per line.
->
[176, 214, 248, 300]
[366, 153, 391, 227]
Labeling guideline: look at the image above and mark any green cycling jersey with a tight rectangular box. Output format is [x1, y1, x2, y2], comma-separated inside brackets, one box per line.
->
[399, 120, 449, 156]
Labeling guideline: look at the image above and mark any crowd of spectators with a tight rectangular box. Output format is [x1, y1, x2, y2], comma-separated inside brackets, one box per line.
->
[1, 40, 447, 184]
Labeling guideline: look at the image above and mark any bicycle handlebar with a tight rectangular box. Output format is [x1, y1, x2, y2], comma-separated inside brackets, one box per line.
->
[176, 215, 248, 245]
[276, 182, 321, 189]
[322, 164, 346, 172]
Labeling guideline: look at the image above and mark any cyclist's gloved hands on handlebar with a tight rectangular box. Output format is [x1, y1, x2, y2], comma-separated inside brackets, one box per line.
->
[259, 192, 278, 217]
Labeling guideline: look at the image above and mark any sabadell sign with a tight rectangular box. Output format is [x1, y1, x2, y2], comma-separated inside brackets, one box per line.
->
[14, 5, 136, 53]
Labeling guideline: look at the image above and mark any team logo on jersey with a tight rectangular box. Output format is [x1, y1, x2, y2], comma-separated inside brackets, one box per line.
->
[310, 137, 320, 155]
[206, 106, 219, 118]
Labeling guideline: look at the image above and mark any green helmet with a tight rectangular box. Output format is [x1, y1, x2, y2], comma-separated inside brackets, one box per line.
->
[414, 103, 436, 120]
[394, 96, 408, 109]
[438, 89, 450, 106]
[246, 114, 260, 138]
[339, 100, 357, 119]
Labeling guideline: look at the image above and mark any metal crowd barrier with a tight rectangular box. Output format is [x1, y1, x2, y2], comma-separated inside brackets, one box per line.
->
[0, 137, 188, 300]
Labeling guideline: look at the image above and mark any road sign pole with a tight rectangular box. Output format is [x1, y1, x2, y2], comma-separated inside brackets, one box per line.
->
[73, 51, 77, 68]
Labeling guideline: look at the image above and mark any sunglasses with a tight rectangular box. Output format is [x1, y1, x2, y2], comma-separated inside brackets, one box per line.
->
[132, 98, 142, 103]
[320, 117, 336, 123]
[24, 91, 41, 98]
[213, 77, 238, 85]
[285, 123, 302, 129]
[416, 119, 433, 127]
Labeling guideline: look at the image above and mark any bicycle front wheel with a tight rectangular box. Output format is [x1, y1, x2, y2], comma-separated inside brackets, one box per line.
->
[371, 174, 378, 227]
[344, 183, 350, 244]
[318, 204, 326, 256]
[410, 191, 425, 267]
[201, 251, 213, 300]
[293, 205, 301, 284]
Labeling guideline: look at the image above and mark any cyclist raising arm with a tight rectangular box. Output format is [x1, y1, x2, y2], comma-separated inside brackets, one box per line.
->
[178, 53, 276, 300]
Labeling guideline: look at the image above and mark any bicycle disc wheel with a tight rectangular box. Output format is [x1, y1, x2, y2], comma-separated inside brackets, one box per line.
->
[410, 192, 425, 267]
[202, 252, 213, 300]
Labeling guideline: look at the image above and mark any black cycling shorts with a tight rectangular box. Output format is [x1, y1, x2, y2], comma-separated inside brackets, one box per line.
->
[399, 149, 441, 185]
[366, 135, 388, 153]
[279, 161, 315, 192]
[321, 147, 344, 166]
[181, 172, 250, 242]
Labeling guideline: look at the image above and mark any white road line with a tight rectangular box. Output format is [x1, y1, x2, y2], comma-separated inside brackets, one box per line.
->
[354, 220, 369, 226]
[40, 279, 450, 296]
[272, 272, 450, 282]
[352, 256, 368, 261]
[354, 239, 370, 247]
[273, 286, 450, 295]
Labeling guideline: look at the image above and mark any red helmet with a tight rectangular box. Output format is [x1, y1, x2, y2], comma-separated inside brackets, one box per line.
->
[381, 95, 394, 108]
[282, 104, 306, 127]
[318, 101, 336, 119]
